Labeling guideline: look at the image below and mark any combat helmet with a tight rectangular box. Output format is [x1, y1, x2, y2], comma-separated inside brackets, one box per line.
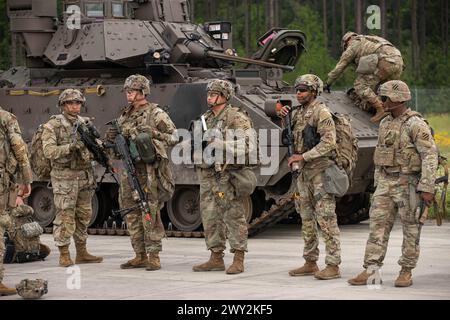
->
[294, 74, 324, 95]
[206, 79, 235, 101]
[58, 89, 85, 107]
[378, 80, 411, 102]
[341, 31, 358, 51]
[124, 74, 151, 96]
[16, 279, 48, 299]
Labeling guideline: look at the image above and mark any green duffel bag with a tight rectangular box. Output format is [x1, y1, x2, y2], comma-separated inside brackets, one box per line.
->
[323, 164, 349, 197]
[229, 167, 257, 198]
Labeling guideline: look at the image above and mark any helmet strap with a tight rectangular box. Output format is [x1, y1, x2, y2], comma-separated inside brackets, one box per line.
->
[208, 94, 227, 108]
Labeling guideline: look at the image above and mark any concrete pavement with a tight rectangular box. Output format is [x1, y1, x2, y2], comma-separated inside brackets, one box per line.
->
[2, 220, 450, 300]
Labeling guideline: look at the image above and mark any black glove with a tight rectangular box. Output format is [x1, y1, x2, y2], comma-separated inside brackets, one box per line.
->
[325, 83, 331, 93]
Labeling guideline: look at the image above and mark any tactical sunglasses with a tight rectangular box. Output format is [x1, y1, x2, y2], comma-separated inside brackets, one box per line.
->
[296, 87, 310, 93]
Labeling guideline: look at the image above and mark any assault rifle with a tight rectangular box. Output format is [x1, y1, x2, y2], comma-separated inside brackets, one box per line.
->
[105, 119, 153, 221]
[74, 119, 117, 185]
[280, 100, 299, 175]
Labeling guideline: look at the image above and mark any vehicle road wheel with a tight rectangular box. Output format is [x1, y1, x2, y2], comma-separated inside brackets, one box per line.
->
[167, 186, 202, 231]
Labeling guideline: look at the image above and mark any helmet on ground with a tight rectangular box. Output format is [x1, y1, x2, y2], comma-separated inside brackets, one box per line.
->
[294, 74, 324, 95]
[124, 74, 151, 96]
[206, 79, 235, 101]
[341, 31, 358, 51]
[16, 279, 48, 299]
[58, 89, 85, 107]
[378, 80, 411, 102]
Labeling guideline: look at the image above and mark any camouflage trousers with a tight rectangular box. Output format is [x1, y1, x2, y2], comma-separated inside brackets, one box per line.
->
[354, 55, 403, 110]
[295, 172, 341, 266]
[363, 173, 422, 269]
[198, 169, 248, 253]
[119, 164, 165, 254]
[0, 181, 12, 282]
[51, 169, 95, 247]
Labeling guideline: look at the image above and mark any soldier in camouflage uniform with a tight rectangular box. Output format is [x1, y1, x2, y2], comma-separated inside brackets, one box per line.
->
[0, 106, 33, 295]
[281, 74, 341, 280]
[348, 80, 438, 287]
[42, 89, 103, 267]
[192, 79, 254, 275]
[106, 74, 177, 271]
[326, 32, 404, 123]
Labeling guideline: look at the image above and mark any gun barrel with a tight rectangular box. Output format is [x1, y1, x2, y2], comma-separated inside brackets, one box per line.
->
[206, 51, 294, 71]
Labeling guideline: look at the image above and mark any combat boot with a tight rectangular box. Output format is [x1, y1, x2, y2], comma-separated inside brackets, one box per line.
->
[395, 267, 413, 287]
[314, 265, 341, 280]
[146, 252, 161, 271]
[0, 283, 17, 296]
[39, 243, 51, 259]
[120, 252, 147, 269]
[75, 241, 103, 264]
[58, 245, 74, 267]
[348, 269, 377, 286]
[370, 100, 388, 123]
[226, 250, 245, 275]
[192, 250, 225, 272]
[288, 261, 319, 276]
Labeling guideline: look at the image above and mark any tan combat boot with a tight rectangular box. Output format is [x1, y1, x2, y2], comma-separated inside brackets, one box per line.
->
[226, 250, 245, 275]
[348, 269, 377, 286]
[58, 245, 74, 267]
[192, 250, 225, 272]
[288, 261, 319, 276]
[370, 99, 388, 123]
[146, 252, 161, 271]
[120, 252, 148, 269]
[75, 241, 103, 264]
[395, 267, 413, 287]
[314, 265, 341, 280]
[0, 283, 17, 296]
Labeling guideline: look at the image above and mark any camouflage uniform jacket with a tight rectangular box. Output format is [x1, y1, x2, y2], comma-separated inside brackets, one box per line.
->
[42, 113, 94, 171]
[327, 35, 402, 84]
[198, 104, 254, 170]
[0, 107, 32, 185]
[373, 109, 438, 194]
[115, 102, 177, 161]
[292, 100, 337, 178]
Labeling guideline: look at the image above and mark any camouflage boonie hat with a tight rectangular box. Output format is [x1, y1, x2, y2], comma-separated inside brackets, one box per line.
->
[16, 279, 48, 299]
[295, 74, 324, 95]
[58, 89, 85, 107]
[206, 79, 235, 100]
[124, 74, 151, 95]
[341, 31, 358, 51]
[378, 80, 411, 102]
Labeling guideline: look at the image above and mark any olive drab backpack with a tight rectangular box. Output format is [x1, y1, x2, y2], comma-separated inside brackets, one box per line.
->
[30, 124, 51, 180]
[332, 113, 359, 180]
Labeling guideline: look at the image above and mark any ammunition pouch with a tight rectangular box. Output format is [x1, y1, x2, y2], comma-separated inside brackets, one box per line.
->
[323, 164, 349, 197]
[356, 54, 379, 74]
[130, 133, 156, 165]
[229, 167, 257, 198]
[303, 124, 321, 151]
[373, 146, 395, 166]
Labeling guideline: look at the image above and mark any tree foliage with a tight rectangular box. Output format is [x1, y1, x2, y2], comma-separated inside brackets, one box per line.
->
[0, 0, 448, 89]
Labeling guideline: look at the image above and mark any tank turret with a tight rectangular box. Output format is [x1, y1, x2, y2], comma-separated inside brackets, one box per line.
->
[1, 0, 376, 235]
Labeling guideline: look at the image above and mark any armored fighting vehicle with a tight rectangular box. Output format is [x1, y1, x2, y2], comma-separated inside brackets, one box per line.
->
[0, 0, 377, 236]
